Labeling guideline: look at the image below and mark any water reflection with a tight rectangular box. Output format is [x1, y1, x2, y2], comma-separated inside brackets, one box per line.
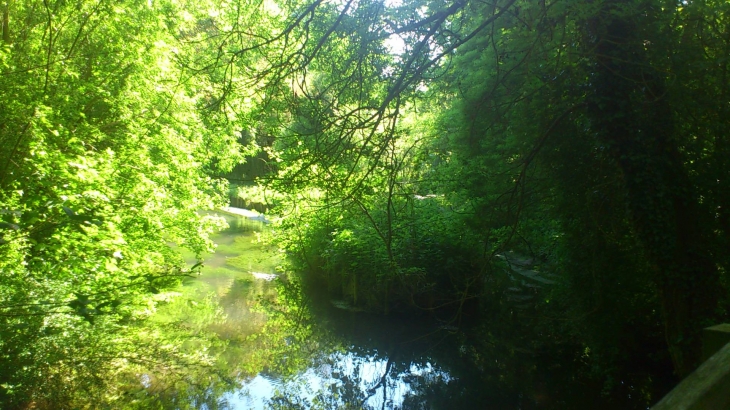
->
[149, 210, 473, 409]
[142, 210, 650, 409]
[229, 351, 452, 409]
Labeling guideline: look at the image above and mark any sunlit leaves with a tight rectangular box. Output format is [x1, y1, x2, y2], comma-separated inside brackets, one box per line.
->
[0, 0, 251, 407]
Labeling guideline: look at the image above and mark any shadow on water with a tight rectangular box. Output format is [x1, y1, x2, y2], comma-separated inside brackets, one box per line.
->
[142, 210, 657, 410]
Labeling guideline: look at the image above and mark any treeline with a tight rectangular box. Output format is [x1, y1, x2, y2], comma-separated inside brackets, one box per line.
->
[0, 0, 248, 407]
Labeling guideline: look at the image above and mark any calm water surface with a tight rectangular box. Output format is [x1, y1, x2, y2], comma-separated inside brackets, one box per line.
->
[147, 211, 657, 409]
[181, 212, 465, 409]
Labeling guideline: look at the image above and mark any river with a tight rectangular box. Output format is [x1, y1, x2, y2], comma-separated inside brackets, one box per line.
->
[142, 210, 656, 409]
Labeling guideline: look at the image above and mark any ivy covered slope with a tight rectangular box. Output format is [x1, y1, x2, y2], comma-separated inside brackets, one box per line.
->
[0, 0, 247, 407]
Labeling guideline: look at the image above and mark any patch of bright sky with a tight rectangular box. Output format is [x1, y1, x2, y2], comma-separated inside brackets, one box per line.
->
[384, 34, 407, 55]
[382, 2, 430, 58]
[327, 0, 410, 56]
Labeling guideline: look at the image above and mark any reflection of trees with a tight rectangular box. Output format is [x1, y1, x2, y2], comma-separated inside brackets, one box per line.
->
[265, 352, 372, 410]
[257, 296, 461, 410]
[213, 277, 270, 339]
[268, 395, 311, 410]
[265, 348, 458, 410]
[137, 267, 554, 410]
[129, 262, 568, 410]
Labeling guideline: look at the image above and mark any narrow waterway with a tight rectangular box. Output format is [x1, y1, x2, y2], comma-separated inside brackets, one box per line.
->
[156, 211, 468, 409]
[143, 210, 655, 409]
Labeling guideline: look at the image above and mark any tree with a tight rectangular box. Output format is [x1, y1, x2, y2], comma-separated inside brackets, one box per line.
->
[436, 1, 727, 375]
[0, 0, 248, 407]
[233, 0, 729, 379]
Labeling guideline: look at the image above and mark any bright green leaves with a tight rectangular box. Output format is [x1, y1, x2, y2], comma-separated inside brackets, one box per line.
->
[0, 0, 254, 407]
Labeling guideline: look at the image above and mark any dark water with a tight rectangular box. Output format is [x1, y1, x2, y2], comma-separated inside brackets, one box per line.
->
[147, 211, 659, 409]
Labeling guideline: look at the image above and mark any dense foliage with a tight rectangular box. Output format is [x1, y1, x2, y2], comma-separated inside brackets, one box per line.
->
[0, 0, 247, 407]
[247, 0, 730, 397]
[1, 0, 729, 407]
